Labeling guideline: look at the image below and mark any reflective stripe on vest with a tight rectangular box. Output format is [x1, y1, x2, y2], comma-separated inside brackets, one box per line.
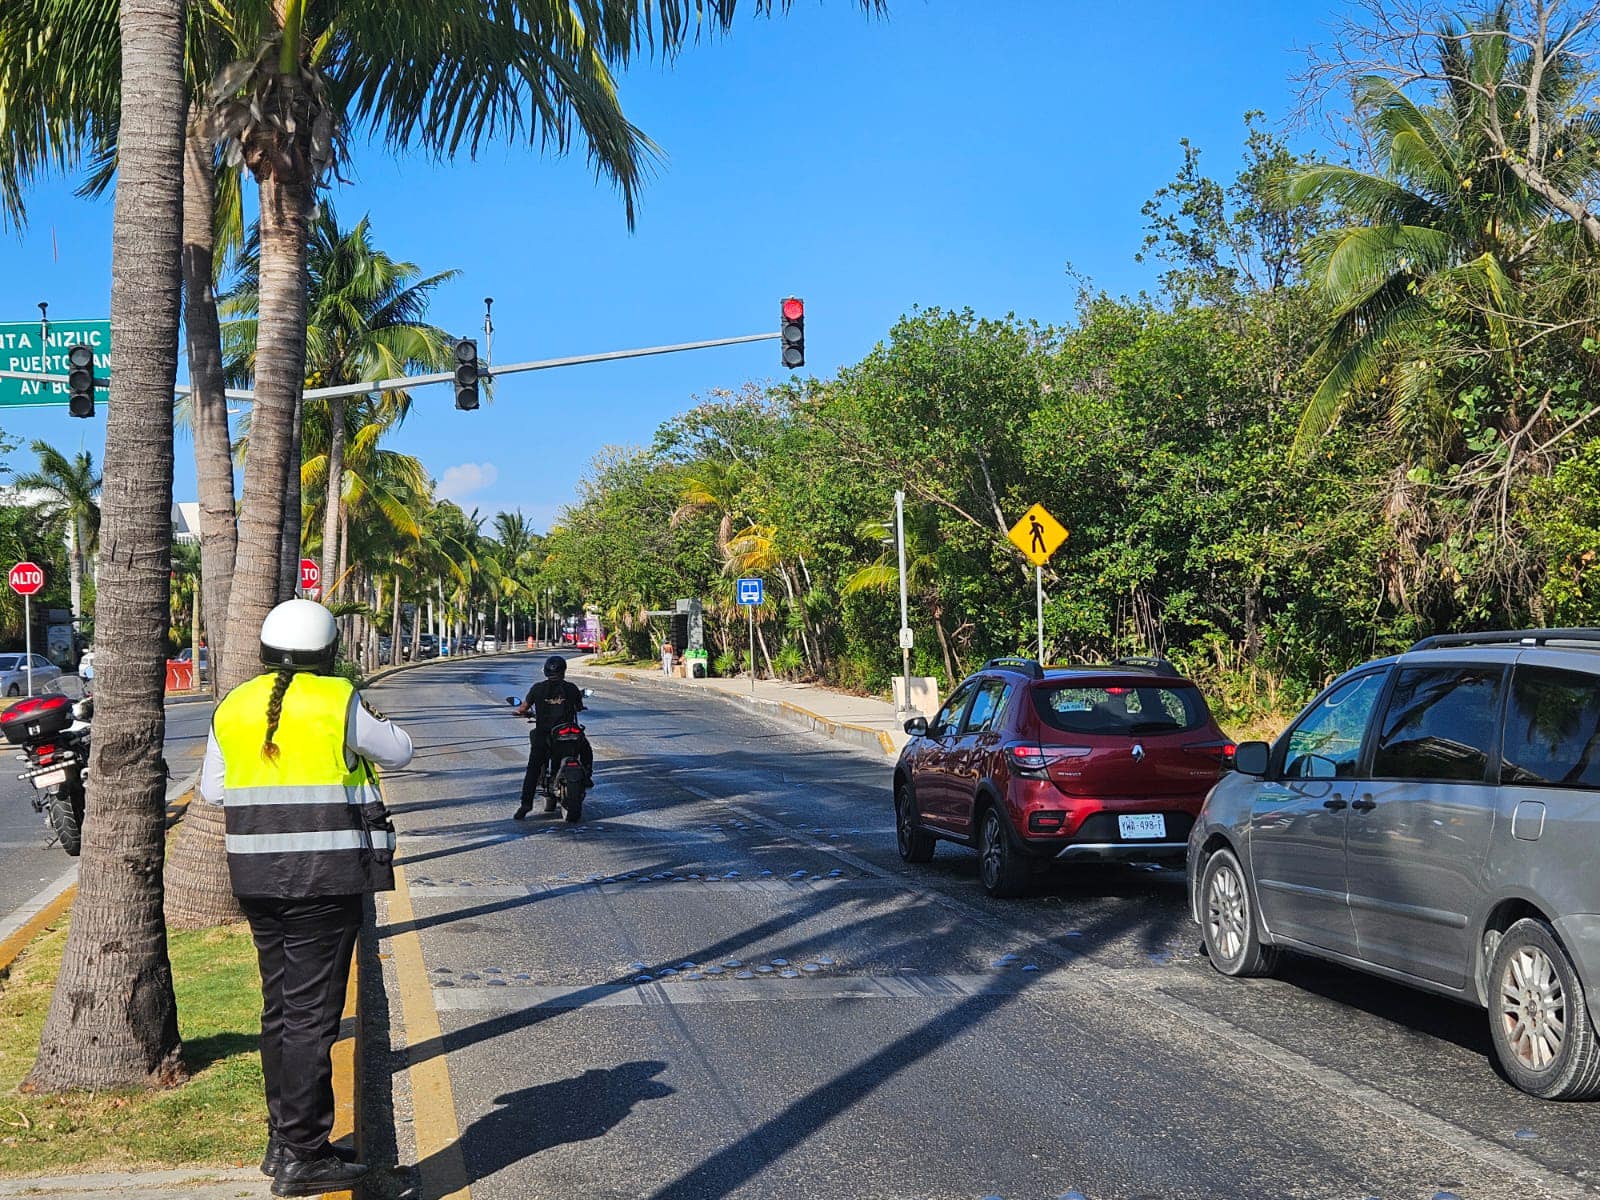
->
[212, 671, 385, 898]
[225, 829, 397, 854]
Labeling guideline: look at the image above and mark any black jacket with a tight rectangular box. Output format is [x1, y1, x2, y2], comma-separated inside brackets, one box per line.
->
[524, 678, 584, 728]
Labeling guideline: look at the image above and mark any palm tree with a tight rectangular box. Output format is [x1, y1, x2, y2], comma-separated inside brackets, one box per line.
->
[27, 0, 186, 1093]
[843, 509, 958, 683]
[223, 208, 454, 600]
[13, 442, 101, 628]
[1285, 11, 1600, 456]
[0, 0, 246, 694]
[210, 1, 658, 695]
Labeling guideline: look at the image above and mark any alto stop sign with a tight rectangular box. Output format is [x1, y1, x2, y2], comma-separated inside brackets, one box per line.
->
[299, 558, 321, 593]
[8, 561, 44, 596]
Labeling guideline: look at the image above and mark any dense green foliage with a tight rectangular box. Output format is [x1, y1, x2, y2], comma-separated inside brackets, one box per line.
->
[530, 23, 1600, 725]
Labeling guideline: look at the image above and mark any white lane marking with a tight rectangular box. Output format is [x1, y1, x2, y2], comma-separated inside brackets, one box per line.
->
[432, 968, 1116, 1011]
[1140, 988, 1600, 1199]
[405, 877, 914, 900]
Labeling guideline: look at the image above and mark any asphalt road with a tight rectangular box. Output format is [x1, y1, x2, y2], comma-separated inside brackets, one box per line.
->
[0, 686, 212, 931]
[363, 656, 1600, 1200]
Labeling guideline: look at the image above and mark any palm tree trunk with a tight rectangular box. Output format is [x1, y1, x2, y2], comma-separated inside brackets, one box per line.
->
[391, 573, 402, 663]
[66, 518, 82, 626]
[220, 164, 309, 695]
[278, 387, 304, 601]
[181, 107, 236, 699]
[29, 0, 185, 1091]
[320, 395, 346, 597]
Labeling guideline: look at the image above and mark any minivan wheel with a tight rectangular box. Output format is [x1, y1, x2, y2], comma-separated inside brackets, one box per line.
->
[895, 781, 936, 864]
[977, 806, 1029, 899]
[1200, 848, 1278, 978]
[1488, 918, 1600, 1099]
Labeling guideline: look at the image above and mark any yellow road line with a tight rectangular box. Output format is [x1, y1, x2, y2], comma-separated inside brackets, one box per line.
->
[389, 863, 471, 1200]
[0, 884, 75, 974]
[323, 954, 361, 1200]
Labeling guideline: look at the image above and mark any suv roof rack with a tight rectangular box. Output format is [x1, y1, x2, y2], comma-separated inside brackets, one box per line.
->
[1108, 655, 1181, 677]
[982, 656, 1044, 679]
[1409, 627, 1600, 652]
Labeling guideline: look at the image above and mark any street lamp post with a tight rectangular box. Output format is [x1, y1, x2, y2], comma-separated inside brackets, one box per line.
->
[895, 489, 912, 715]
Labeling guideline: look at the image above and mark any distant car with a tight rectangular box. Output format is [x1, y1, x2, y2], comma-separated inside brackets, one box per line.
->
[896, 656, 1233, 897]
[459, 634, 478, 653]
[416, 634, 439, 659]
[378, 636, 395, 666]
[480, 635, 499, 653]
[174, 646, 209, 679]
[0, 653, 63, 697]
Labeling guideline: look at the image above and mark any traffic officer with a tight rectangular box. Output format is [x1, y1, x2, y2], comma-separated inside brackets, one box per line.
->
[199, 598, 413, 1198]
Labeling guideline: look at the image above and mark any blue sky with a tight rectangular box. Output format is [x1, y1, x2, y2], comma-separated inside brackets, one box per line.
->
[0, 0, 1334, 532]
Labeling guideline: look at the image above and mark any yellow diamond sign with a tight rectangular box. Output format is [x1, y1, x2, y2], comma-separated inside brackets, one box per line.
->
[1008, 503, 1068, 566]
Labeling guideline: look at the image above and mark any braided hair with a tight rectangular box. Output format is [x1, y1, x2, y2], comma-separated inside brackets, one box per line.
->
[260, 668, 295, 763]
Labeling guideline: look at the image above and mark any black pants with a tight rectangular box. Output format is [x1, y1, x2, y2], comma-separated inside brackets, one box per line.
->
[519, 727, 593, 806]
[240, 894, 362, 1161]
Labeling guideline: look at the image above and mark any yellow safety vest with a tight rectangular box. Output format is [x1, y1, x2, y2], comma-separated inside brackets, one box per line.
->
[213, 671, 393, 898]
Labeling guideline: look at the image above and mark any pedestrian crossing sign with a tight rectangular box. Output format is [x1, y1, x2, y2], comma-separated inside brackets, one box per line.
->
[1007, 503, 1068, 566]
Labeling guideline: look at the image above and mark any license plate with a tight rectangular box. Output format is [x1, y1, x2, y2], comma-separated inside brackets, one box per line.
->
[1118, 813, 1166, 840]
[31, 769, 67, 790]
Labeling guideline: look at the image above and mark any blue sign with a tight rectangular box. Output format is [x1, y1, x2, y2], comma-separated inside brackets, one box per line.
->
[737, 577, 764, 606]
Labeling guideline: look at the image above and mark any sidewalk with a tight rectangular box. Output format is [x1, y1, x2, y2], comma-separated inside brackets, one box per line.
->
[580, 664, 917, 757]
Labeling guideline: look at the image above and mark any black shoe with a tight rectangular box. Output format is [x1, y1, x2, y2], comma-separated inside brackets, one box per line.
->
[272, 1154, 369, 1197]
[263, 1139, 354, 1176]
[513, 804, 531, 821]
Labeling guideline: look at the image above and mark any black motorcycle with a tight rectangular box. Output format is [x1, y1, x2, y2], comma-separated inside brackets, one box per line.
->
[507, 691, 593, 823]
[3, 692, 92, 855]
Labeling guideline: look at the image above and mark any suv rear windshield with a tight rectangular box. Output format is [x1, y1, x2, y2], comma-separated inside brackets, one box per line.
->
[1032, 681, 1207, 736]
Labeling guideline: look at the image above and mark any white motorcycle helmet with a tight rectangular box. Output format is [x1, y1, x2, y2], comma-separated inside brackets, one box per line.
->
[260, 598, 339, 670]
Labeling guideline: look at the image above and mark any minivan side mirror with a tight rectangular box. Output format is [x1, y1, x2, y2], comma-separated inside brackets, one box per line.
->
[1234, 741, 1271, 777]
[904, 716, 929, 737]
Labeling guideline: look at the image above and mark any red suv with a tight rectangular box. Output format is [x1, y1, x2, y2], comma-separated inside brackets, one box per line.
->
[894, 657, 1233, 896]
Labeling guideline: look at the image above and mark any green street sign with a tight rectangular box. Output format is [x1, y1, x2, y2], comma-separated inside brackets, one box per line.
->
[0, 319, 110, 408]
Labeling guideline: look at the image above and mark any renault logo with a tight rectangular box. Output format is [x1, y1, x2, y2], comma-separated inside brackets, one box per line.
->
[1132, 743, 1146, 763]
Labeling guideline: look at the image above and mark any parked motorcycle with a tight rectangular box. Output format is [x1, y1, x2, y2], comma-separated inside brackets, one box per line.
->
[3, 692, 91, 855]
[506, 690, 593, 823]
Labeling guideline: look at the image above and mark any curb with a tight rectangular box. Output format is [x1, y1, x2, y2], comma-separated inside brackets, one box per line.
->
[588, 668, 899, 758]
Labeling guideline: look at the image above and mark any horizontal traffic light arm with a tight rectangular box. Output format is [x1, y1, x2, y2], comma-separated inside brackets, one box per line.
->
[0, 330, 781, 405]
[299, 330, 781, 403]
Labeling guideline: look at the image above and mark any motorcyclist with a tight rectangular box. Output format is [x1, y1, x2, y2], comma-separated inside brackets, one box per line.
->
[511, 655, 593, 819]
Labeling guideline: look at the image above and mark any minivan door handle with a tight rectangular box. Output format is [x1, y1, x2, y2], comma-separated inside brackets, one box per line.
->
[1351, 795, 1377, 811]
[1322, 796, 1348, 811]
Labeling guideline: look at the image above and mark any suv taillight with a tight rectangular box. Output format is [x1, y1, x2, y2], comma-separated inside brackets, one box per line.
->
[1007, 743, 1049, 778]
[1183, 740, 1235, 767]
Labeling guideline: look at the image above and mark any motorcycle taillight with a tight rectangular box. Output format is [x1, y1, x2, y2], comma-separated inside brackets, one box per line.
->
[34, 744, 56, 765]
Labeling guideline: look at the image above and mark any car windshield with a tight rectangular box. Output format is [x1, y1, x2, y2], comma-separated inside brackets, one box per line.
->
[1032, 681, 1206, 736]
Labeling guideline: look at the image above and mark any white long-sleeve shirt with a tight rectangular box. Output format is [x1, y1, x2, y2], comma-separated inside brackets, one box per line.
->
[200, 691, 414, 805]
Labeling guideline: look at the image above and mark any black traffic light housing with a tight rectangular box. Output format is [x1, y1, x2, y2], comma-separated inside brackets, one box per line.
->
[454, 338, 480, 410]
[66, 344, 95, 418]
[780, 297, 804, 369]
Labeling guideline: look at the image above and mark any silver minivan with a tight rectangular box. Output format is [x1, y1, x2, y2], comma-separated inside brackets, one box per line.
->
[1189, 628, 1600, 1099]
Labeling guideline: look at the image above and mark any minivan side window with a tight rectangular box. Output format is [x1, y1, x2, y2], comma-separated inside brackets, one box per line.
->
[1282, 670, 1387, 780]
[962, 681, 1011, 734]
[1371, 665, 1504, 783]
[1502, 666, 1600, 790]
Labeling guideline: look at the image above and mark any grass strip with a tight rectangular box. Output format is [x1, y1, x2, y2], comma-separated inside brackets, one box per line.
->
[0, 916, 265, 1177]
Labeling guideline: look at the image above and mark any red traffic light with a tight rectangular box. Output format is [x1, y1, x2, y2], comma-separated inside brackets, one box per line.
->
[782, 297, 804, 322]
